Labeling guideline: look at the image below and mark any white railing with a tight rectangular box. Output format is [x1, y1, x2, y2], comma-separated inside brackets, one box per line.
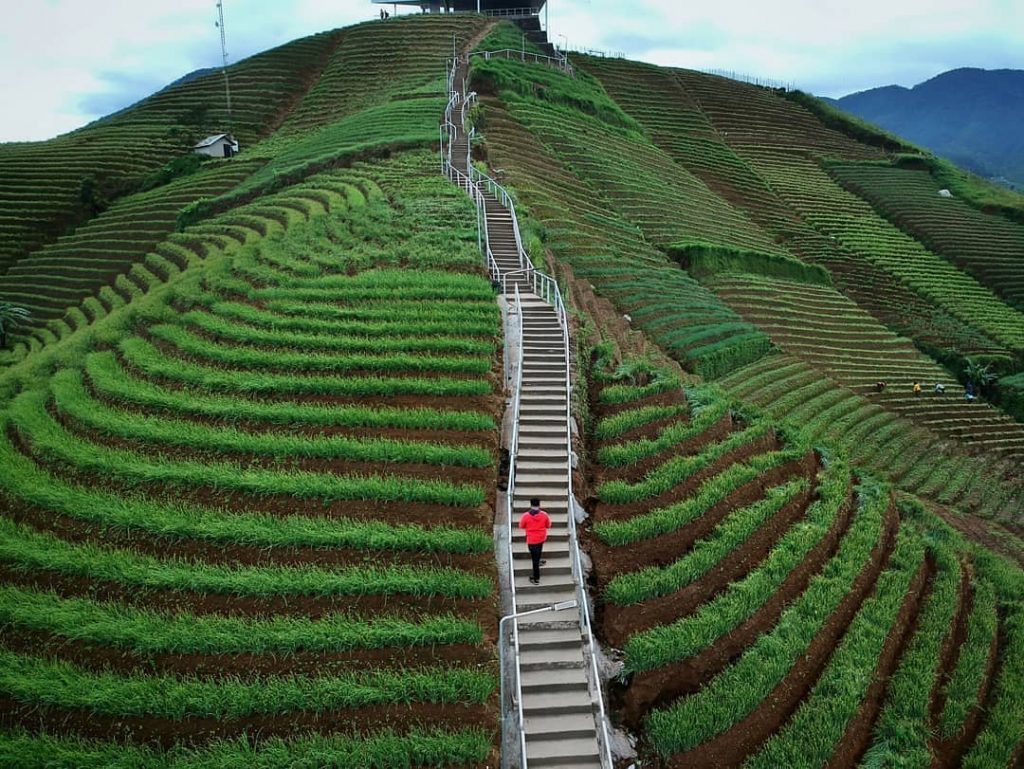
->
[440, 49, 613, 769]
[479, 6, 537, 18]
[471, 47, 573, 75]
[505, 282, 527, 768]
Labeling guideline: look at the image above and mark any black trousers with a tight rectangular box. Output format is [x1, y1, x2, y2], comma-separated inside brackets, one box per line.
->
[528, 543, 544, 580]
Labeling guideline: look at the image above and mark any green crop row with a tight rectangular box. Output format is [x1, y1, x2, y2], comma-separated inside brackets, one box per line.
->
[621, 458, 853, 673]
[0, 434, 490, 554]
[147, 324, 492, 376]
[264, 297, 498, 327]
[119, 337, 492, 398]
[744, 528, 926, 768]
[593, 403, 688, 442]
[596, 373, 682, 406]
[0, 727, 493, 769]
[597, 422, 773, 503]
[644, 482, 896, 755]
[0, 584, 483, 655]
[940, 580, 998, 738]
[0, 650, 495, 719]
[179, 310, 496, 357]
[597, 398, 731, 467]
[0, 516, 492, 600]
[594, 449, 805, 547]
[10, 392, 487, 507]
[604, 478, 807, 605]
[53, 369, 492, 468]
[203, 299, 498, 339]
[85, 351, 496, 432]
[861, 543, 961, 767]
[961, 604, 1024, 768]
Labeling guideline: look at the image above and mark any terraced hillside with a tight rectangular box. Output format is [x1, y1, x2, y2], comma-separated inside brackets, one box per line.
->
[2, 13, 1024, 769]
[584, 353, 1024, 768]
[0, 31, 340, 273]
[0, 149, 503, 766]
[468, 46, 1024, 520]
[0, 15, 489, 358]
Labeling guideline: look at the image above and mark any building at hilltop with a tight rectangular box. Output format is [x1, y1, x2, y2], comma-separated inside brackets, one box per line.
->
[374, 0, 544, 15]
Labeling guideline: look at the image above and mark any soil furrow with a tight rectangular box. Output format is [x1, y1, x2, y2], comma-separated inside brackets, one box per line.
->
[0, 567, 497, 626]
[0, 630, 492, 679]
[825, 554, 934, 768]
[589, 453, 817, 580]
[602, 480, 814, 645]
[929, 560, 974, 728]
[931, 611, 1003, 769]
[0, 696, 497, 749]
[620, 488, 859, 723]
[662, 502, 899, 767]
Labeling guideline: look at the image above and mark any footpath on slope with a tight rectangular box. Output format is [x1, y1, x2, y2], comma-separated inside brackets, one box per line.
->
[447, 54, 610, 768]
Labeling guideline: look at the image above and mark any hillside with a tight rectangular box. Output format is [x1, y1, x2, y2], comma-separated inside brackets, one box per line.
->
[0, 13, 1023, 769]
[834, 68, 1024, 188]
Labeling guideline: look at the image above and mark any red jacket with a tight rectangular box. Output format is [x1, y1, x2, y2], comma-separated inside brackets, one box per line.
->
[519, 508, 552, 545]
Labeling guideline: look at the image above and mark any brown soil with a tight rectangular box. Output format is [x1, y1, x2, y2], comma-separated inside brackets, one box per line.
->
[0, 696, 496, 750]
[929, 560, 974, 729]
[620, 487, 859, 723]
[603, 480, 813, 644]
[0, 566, 498, 628]
[661, 502, 899, 767]
[589, 454, 817, 585]
[1, 629, 492, 680]
[2, 497, 492, 573]
[825, 555, 933, 768]
[596, 412, 738, 487]
[926, 501, 1024, 569]
[931, 611, 1002, 769]
[594, 430, 781, 519]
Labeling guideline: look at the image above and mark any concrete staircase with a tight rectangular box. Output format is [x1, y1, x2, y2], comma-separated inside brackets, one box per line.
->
[510, 295, 602, 768]
[446, 62, 605, 769]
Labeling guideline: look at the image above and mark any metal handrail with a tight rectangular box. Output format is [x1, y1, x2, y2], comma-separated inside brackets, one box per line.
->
[471, 47, 574, 75]
[506, 282, 527, 768]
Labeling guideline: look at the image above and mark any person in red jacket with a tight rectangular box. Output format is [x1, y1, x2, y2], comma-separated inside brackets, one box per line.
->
[519, 497, 552, 584]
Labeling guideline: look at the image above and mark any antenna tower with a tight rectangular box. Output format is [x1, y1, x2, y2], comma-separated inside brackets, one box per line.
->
[215, 1, 233, 129]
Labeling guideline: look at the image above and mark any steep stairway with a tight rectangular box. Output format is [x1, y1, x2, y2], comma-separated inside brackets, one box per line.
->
[447, 54, 606, 768]
[512, 296, 602, 768]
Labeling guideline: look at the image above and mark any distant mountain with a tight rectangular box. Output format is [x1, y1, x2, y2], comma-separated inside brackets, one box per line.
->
[834, 68, 1024, 188]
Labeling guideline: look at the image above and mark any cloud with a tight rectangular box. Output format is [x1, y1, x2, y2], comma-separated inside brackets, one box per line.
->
[0, 0, 1021, 142]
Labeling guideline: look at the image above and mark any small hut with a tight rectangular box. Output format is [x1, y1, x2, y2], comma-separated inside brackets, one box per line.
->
[193, 133, 240, 158]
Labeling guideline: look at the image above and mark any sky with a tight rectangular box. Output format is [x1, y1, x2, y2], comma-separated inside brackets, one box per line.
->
[0, 0, 1021, 142]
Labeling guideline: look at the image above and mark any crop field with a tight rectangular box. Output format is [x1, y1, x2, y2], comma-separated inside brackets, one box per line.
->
[0, 158, 264, 337]
[717, 352, 1024, 520]
[829, 162, 1024, 310]
[0, 149, 502, 766]
[279, 15, 487, 135]
[585, 352, 1024, 768]
[710, 274, 1024, 463]
[0, 30, 341, 273]
[744, 151, 1024, 354]
[3, 13, 1024, 768]
[471, 61, 772, 380]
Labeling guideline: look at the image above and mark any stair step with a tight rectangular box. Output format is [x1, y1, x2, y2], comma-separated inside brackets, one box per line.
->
[525, 735, 600, 765]
[524, 709, 597, 739]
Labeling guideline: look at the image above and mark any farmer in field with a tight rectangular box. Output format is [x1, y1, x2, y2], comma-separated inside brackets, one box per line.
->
[519, 498, 552, 585]
[913, 381, 922, 397]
